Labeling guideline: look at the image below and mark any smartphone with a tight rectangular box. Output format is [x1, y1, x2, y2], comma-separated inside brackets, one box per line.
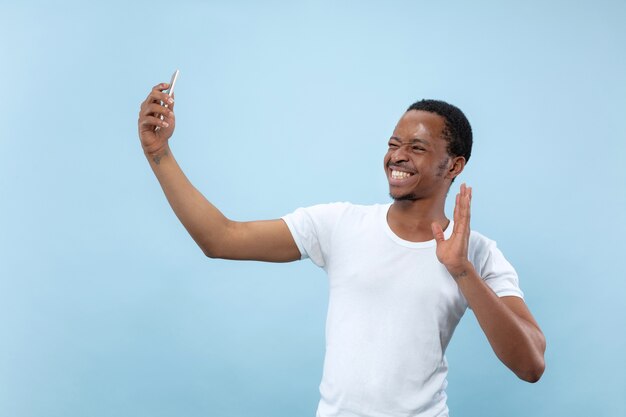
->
[154, 69, 180, 132]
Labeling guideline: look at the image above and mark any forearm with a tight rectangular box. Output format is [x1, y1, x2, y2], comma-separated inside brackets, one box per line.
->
[453, 265, 546, 382]
[145, 145, 230, 257]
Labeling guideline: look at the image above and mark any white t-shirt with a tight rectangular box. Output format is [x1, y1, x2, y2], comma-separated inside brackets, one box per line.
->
[282, 202, 524, 417]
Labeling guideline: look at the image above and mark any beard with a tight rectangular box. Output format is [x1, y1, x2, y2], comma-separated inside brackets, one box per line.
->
[387, 157, 450, 202]
[390, 191, 418, 201]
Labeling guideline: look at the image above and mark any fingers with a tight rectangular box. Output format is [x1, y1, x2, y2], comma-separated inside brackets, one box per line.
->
[431, 222, 445, 244]
[141, 102, 174, 120]
[152, 82, 169, 91]
[457, 183, 471, 233]
[452, 183, 472, 233]
[139, 114, 170, 131]
[452, 192, 460, 232]
[142, 83, 175, 108]
[138, 98, 175, 131]
[138, 105, 174, 132]
[137, 82, 177, 147]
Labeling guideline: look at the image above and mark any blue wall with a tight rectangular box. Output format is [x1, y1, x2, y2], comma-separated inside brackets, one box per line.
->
[1, 1, 625, 416]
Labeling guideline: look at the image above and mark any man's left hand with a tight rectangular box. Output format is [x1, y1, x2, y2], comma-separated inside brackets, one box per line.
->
[431, 183, 473, 279]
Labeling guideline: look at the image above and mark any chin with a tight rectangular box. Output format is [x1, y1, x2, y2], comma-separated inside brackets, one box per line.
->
[390, 192, 418, 201]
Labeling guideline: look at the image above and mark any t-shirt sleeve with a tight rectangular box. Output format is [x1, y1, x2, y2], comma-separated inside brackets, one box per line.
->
[472, 234, 525, 300]
[281, 202, 347, 269]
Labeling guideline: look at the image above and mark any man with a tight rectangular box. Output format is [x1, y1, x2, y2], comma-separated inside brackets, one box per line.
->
[137, 82, 546, 417]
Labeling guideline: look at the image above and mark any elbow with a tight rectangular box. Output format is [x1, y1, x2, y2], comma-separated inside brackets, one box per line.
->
[516, 358, 545, 383]
[516, 326, 547, 383]
[199, 238, 223, 259]
[201, 220, 233, 259]
[202, 244, 223, 259]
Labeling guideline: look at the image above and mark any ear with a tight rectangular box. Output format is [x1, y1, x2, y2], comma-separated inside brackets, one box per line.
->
[447, 156, 466, 180]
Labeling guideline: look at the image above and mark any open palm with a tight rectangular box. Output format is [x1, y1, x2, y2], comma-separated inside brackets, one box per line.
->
[431, 183, 473, 277]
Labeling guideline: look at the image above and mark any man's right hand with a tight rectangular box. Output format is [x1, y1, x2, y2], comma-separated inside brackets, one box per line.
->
[137, 82, 176, 156]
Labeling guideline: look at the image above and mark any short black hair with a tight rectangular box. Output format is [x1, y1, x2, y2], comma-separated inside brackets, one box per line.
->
[406, 99, 473, 163]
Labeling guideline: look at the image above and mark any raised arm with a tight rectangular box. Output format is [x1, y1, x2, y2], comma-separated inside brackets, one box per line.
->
[431, 184, 546, 382]
[137, 82, 301, 262]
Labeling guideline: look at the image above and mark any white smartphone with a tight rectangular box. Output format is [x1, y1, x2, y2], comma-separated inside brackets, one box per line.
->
[154, 69, 180, 132]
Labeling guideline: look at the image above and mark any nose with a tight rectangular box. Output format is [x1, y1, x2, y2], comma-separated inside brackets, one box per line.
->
[391, 145, 409, 163]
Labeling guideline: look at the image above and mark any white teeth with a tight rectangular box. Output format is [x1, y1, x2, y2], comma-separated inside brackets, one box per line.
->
[391, 170, 413, 179]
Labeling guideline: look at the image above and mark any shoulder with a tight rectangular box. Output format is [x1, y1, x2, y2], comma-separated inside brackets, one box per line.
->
[468, 229, 523, 297]
[468, 229, 500, 269]
[288, 201, 385, 218]
[468, 229, 518, 277]
[282, 202, 387, 232]
[469, 229, 496, 254]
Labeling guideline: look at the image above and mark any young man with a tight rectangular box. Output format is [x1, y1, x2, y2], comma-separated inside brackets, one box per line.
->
[137, 83, 546, 417]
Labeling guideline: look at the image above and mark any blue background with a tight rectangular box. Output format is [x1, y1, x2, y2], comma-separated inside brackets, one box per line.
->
[1, 1, 625, 416]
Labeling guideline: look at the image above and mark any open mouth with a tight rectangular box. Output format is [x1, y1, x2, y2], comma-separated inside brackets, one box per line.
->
[390, 169, 414, 180]
[390, 169, 415, 181]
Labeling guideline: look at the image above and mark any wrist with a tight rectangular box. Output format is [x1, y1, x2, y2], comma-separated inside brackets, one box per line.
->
[144, 144, 171, 165]
[445, 260, 474, 280]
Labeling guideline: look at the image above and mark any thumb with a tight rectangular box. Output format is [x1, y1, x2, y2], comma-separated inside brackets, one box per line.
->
[431, 222, 445, 245]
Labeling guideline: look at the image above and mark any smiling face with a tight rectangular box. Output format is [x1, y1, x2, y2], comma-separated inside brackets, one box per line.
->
[384, 110, 464, 201]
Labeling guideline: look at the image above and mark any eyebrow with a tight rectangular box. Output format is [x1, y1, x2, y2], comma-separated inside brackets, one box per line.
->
[389, 136, 431, 146]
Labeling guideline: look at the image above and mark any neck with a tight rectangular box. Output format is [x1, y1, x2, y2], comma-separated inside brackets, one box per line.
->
[388, 194, 449, 242]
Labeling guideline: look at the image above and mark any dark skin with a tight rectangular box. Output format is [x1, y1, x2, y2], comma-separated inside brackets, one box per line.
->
[382, 110, 546, 382]
[384, 110, 465, 243]
[138, 86, 546, 381]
